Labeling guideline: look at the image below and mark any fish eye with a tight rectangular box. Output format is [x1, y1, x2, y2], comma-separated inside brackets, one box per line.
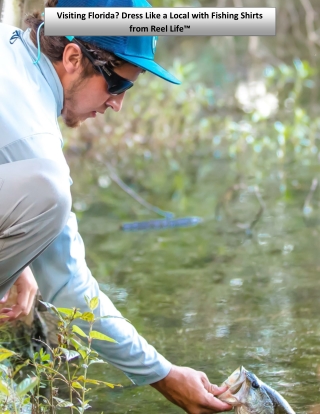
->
[252, 380, 259, 389]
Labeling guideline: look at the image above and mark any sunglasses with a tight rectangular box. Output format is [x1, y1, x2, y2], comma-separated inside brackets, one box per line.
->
[70, 38, 134, 95]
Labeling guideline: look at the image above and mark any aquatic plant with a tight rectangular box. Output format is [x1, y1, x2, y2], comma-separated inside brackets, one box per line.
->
[0, 296, 120, 413]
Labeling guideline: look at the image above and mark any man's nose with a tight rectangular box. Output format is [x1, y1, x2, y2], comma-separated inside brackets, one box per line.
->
[107, 92, 126, 112]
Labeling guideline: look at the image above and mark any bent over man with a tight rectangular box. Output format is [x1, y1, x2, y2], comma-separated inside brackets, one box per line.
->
[0, 0, 232, 412]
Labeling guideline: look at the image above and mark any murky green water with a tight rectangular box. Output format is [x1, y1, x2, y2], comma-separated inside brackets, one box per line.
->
[67, 154, 320, 413]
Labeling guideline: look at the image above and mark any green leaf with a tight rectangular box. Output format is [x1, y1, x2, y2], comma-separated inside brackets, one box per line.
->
[59, 348, 80, 362]
[0, 364, 8, 375]
[57, 308, 82, 318]
[89, 297, 99, 311]
[13, 360, 30, 377]
[16, 377, 39, 398]
[0, 348, 16, 362]
[53, 397, 65, 403]
[23, 396, 31, 405]
[78, 350, 88, 360]
[84, 295, 91, 309]
[70, 337, 82, 350]
[83, 403, 91, 410]
[58, 401, 74, 408]
[53, 397, 74, 408]
[72, 381, 83, 389]
[0, 379, 10, 396]
[89, 331, 117, 343]
[0, 348, 15, 355]
[77, 376, 100, 385]
[72, 325, 87, 338]
[101, 381, 122, 389]
[80, 312, 95, 323]
[88, 358, 107, 366]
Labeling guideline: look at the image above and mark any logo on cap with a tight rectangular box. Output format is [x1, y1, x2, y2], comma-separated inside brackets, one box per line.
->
[152, 36, 158, 54]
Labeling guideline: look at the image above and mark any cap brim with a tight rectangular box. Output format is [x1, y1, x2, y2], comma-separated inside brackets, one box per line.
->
[114, 53, 181, 85]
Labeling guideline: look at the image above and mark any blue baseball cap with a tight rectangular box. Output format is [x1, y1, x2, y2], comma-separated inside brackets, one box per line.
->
[56, 0, 181, 84]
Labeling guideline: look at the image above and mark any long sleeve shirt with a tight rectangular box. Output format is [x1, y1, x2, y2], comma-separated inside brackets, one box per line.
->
[0, 22, 171, 385]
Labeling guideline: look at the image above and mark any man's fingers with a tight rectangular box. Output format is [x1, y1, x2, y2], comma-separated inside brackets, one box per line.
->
[201, 379, 233, 411]
[1, 305, 24, 321]
[15, 269, 37, 316]
[200, 373, 228, 396]
[208, 384, 229, 396]
[205, 394, 233, 412]
[1, 288, 33, 320]
[15, 289, 30, 316]
[0, 308, 12, 313]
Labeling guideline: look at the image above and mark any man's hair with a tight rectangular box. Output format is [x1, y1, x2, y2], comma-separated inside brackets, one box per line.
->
[24, 0, 126, 78]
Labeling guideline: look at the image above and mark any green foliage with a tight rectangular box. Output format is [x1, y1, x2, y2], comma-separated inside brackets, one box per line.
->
[0, 297, 121, 413]
[64, 54, 320, 226]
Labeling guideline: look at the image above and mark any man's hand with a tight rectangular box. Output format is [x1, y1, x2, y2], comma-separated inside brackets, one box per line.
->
[151, 365, 233, 414]
[0, 266, 38, 321]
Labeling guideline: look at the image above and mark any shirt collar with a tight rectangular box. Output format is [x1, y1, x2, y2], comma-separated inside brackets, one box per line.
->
[21, 28, 64, 117]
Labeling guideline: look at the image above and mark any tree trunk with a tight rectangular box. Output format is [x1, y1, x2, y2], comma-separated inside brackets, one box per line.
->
[0, 0, 4, 22]
[1, 0, 23, 27]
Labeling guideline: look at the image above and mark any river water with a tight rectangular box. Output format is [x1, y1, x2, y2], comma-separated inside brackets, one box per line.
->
[66, 149, 320, 414]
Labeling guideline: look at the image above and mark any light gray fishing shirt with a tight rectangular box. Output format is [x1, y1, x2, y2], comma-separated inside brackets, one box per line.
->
[0, 22, 171, 385]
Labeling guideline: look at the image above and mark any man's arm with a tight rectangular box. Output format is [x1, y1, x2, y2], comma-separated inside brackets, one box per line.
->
[29, 212, 232, 412]
[30, 211, 172, 385]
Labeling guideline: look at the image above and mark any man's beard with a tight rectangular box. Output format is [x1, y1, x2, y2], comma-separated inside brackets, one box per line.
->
[61, 76, 89, 128]
[62, 105, 82, 128]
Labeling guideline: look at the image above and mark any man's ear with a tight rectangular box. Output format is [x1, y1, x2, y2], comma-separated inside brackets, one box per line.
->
[62, 43, 83, 74]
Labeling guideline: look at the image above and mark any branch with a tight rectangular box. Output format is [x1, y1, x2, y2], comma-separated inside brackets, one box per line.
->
[95, 154, 174, 219]
[300, 0, 320, 45]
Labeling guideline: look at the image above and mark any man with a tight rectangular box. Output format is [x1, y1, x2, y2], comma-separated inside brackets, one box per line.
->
[0, 0, 232, 412]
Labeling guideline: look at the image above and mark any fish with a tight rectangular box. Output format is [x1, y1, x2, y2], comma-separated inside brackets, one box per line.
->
[218, 366, 295, 414]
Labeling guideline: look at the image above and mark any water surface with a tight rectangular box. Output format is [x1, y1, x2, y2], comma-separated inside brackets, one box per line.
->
[69, 156, 320, 414]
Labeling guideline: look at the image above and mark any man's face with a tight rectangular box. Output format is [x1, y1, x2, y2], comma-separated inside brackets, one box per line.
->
[61, 62, 142, 128]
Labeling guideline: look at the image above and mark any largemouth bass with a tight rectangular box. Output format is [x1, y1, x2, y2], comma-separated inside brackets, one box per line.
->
[218, 366, 295, 414]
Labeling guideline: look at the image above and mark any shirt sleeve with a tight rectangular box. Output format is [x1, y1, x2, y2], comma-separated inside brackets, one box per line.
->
[30, 211, 172, 386]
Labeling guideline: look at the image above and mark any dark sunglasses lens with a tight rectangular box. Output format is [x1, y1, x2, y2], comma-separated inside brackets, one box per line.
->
[108, 81, 133, 95]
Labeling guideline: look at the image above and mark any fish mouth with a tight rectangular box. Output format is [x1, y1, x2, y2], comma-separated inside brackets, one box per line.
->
[218, 366, 249, 406]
